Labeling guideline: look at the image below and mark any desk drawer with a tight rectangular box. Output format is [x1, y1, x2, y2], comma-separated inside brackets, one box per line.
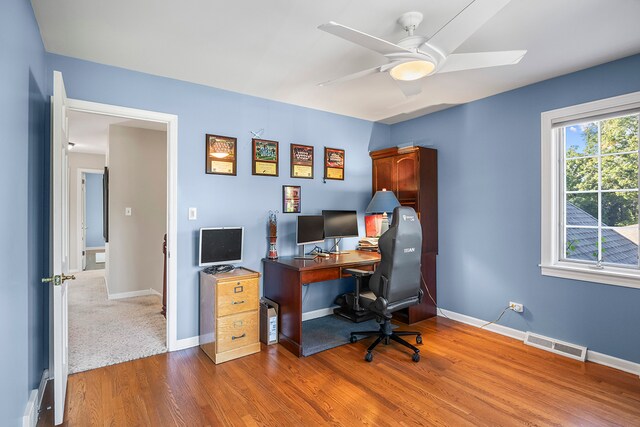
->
[216, 310, 259, 353]
[217, 278, 259, 316]
[300, 267, 340, 284]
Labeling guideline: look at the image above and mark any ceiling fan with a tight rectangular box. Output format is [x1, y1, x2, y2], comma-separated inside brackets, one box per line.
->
[317, 0, 526, 98]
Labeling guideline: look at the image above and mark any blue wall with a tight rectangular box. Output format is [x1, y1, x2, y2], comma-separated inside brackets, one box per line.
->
[46, 54, 384, 339]
[85, 172, 105, 248]
[386, 54, 640, 363]
[0, 0, 48, 425]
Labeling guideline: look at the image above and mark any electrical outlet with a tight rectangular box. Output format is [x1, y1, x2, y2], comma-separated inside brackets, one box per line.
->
[509, 301, 524, 313]
[188, 207, 197, 220]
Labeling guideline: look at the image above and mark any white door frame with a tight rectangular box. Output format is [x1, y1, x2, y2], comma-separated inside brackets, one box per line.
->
[76, 168, 104, 272]
[66, 98, 180, 351]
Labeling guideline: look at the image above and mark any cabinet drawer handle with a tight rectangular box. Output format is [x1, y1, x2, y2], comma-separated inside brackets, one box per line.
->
[231, 333, 246, 340]
[234, 285, 244, 293]
[232, 300, 246, 305]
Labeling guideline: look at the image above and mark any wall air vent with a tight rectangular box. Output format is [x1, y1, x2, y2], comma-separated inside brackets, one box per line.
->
[524, 332, 587, 361]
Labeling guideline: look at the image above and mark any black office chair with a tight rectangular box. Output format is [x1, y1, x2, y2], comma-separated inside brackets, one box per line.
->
[349, 206, 424, 362]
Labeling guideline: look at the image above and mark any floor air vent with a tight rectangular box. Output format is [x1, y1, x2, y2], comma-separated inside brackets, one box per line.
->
[524, 332, 587, 361]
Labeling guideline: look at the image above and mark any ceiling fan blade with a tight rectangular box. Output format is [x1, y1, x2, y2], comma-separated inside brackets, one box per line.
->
[318, 64, 382, 86]
[427, 0, 511, 55]
[394, 79, 423, 98]
[318, 22, 411, 56]
[438, 50, 526, 73]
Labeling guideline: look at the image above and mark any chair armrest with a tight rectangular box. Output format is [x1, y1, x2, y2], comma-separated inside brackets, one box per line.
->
[344, 268, 374, 277]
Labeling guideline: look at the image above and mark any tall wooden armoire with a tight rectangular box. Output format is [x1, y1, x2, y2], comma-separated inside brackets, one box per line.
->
[370, 146, 437, 323]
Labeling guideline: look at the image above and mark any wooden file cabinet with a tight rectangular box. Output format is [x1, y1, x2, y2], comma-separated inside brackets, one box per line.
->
[199, 268, 261, 364]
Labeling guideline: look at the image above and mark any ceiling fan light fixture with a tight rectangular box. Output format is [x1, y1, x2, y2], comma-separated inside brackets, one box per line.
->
[389, 60, 435, 81]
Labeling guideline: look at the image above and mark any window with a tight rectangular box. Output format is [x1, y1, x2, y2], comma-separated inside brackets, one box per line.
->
[541, 91, 640, 289]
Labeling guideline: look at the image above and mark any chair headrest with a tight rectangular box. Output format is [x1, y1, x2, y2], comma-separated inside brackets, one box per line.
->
[391, 206, 419, 227]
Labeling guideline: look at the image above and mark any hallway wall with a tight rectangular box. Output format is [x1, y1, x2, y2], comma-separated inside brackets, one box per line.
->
[107, 126, 167, 296]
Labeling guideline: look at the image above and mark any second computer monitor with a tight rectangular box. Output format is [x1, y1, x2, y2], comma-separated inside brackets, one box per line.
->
[322, 210, 359, 238]
[296, 215, 325, 245]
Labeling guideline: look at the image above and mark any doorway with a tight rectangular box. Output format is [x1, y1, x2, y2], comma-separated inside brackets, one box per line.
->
[78, 169, 105, 271]
[64, 105, 176, 373]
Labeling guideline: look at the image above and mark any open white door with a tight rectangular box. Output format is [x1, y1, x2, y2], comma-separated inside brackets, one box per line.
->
[44, 70, 74, 425]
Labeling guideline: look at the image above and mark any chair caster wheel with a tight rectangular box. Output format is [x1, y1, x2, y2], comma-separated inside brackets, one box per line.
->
[412, 353, 420, 362]
[350, 335, 357, 343]
[365, 352, 373, 362]
[416, 335, 423, 344]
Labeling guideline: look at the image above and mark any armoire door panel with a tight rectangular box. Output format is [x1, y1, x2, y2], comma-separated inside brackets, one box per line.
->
[395, 154, 418, 201]
[372, 156, 396, 194]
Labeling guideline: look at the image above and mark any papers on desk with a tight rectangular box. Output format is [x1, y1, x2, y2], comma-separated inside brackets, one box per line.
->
[357, 237, 379, 252]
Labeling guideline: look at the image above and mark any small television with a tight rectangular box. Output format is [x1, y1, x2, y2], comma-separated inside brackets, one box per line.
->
[296, 215, 325, 246]
[322, 210, 359, 238]
[199, 227, 244, 267]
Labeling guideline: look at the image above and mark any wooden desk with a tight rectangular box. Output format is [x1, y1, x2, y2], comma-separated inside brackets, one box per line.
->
[262, 251, 381, 357]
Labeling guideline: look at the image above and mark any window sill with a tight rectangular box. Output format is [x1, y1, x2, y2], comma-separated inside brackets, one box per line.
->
[541, 262, 640, 290]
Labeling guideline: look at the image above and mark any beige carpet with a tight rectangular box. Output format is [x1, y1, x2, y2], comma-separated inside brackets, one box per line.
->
[68, 270, 167, 373]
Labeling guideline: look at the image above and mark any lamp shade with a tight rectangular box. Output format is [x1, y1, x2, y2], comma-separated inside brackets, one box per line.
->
[366, 189, 400, 214]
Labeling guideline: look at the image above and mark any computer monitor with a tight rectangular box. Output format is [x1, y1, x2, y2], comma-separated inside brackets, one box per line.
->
[199, 227, 244, 267]
[322, 210, 359, 239]
[296, 215, 325, 246]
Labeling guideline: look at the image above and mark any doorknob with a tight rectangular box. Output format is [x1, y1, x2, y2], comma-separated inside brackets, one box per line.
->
[42, 274, 76, 286]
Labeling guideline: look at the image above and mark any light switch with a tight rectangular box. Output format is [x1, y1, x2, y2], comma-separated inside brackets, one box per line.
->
[188, 207, 197, 220]
[125, 207, 132, 216]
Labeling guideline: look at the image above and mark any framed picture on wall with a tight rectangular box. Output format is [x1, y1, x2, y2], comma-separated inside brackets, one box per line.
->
[205, 134, 237, 175]
[324, 147, 345, 180]
[282, 185, 301, 213]
[290, 144, 314, 179]
[252, 138, 279, 176]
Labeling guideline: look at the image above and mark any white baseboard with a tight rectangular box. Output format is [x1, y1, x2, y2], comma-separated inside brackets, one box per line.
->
[86, 246, 105, 250]
[302, 306, 337, 322]
[69, 269, 81, 273]
[587, 350, 640, 377]
[438, 309, 639, 377]
[171, 336, 199, 351]
[23, 369, 48, 427]
[439, 309, 526, 341]
[108, 288, 161, 300]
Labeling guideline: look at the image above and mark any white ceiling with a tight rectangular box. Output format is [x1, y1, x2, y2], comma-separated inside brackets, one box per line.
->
[68, 110, 166, 155]
[33, 0, 640, 124]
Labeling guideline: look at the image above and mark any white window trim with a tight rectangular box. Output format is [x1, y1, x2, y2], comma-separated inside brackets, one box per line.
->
[541, 91, 640, 290]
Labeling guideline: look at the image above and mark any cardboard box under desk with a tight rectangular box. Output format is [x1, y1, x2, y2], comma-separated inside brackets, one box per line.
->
[260, 297, 279, 345]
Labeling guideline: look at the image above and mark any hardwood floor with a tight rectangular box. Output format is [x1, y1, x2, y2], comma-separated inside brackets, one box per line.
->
[50, 317, 639, 426]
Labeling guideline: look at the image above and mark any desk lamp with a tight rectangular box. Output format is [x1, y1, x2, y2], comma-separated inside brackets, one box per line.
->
[365, 189, 401, 235]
